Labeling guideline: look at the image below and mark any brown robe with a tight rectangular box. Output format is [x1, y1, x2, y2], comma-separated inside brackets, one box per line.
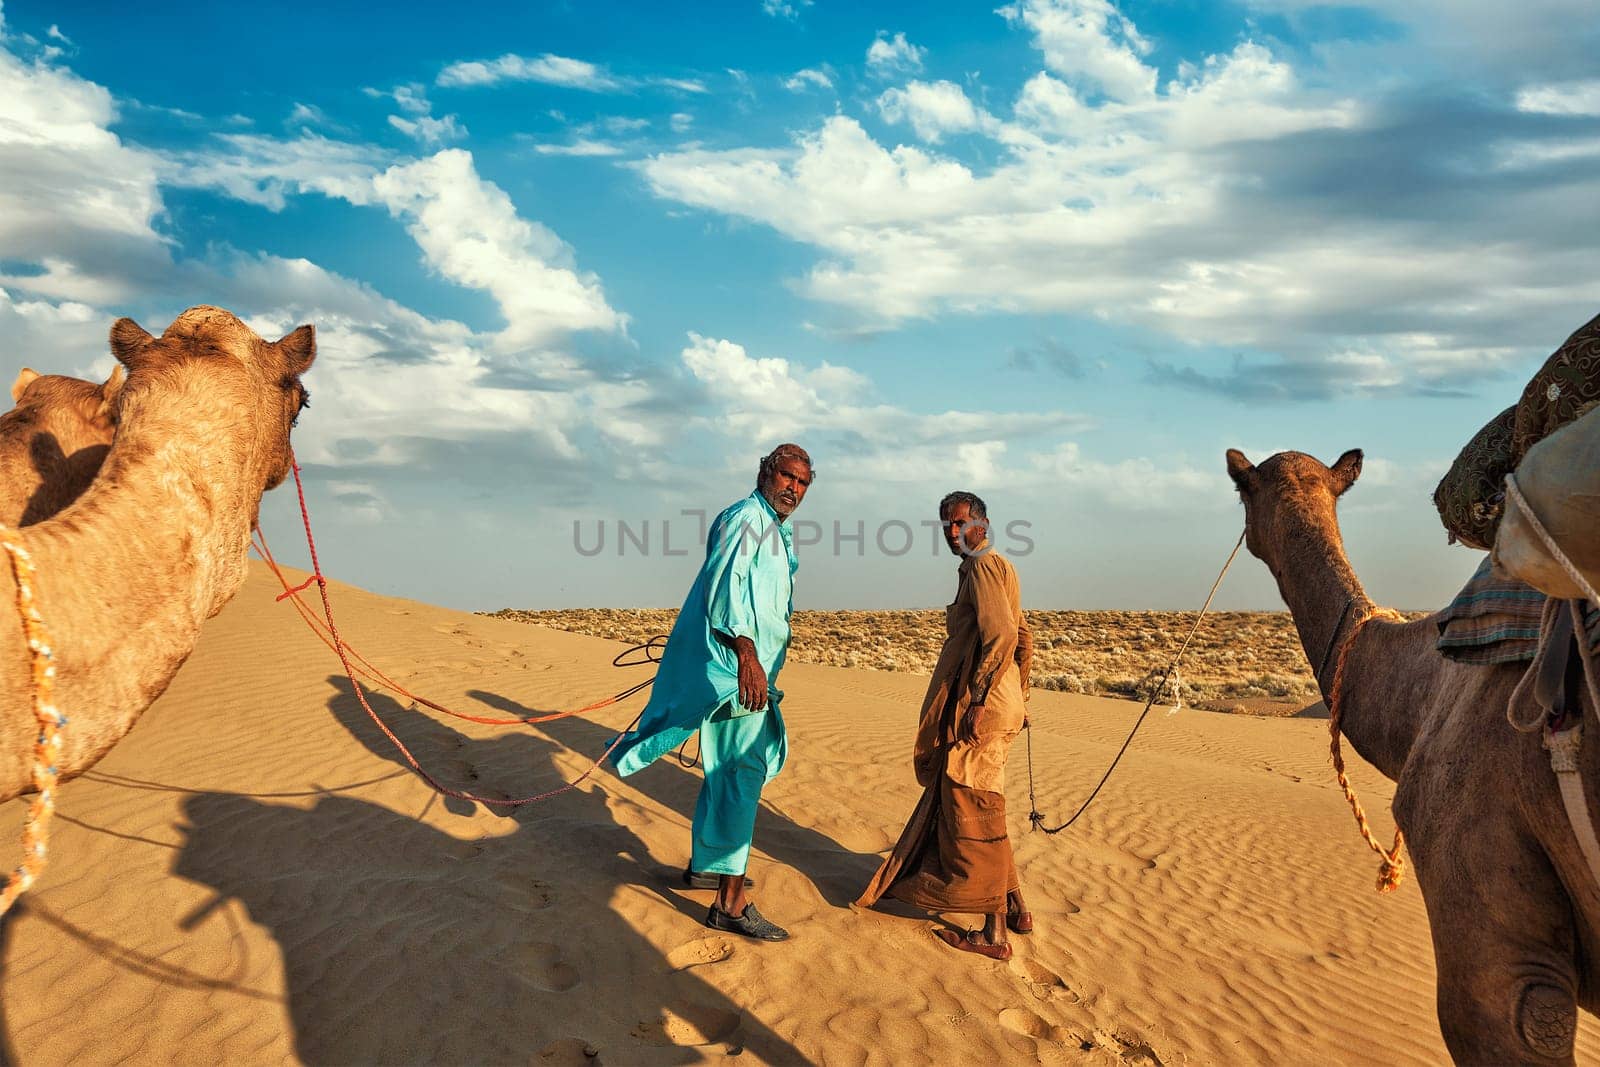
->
[857, 545, 1032, 914]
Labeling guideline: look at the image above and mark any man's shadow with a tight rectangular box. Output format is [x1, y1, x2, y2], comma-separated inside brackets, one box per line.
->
[469, 688, 882, 907]
[168, 678, 809, 1064]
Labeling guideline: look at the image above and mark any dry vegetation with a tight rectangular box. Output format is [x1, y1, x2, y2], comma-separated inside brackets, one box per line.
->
[482, 608, 1428, 712]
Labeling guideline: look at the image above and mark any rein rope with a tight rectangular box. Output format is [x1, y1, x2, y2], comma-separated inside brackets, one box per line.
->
[0, 525, 66, 914]
[1029, 530, 1245, 835]
[271, 463, 658, 809]
[1326, 601, 1409, 893]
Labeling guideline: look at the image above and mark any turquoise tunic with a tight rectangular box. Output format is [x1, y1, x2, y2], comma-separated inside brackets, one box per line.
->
[610, 490, 796, 778]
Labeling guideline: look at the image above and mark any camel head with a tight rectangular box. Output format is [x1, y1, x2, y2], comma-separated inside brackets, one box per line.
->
[1225, 448, 1363, 580]
[7, 365, 125, 442]
[108, 306, 314, 496]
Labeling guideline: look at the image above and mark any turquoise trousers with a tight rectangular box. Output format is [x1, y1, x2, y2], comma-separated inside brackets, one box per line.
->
[689, 702, 787, 875]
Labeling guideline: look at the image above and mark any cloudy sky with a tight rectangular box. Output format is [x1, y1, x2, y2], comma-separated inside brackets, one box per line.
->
[3, 0, 1596, 611]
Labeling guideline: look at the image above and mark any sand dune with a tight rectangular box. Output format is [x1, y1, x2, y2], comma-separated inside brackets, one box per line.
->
[1, 562, 1595, 1064]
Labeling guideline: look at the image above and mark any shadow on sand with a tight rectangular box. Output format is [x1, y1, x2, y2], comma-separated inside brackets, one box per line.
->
[466, 687, 882, 907]
[166, 676, 812, 1064]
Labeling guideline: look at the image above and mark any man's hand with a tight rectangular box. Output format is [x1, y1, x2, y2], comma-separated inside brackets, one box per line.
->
[957, 702, 986, 745]
[733, 636, 768, 712]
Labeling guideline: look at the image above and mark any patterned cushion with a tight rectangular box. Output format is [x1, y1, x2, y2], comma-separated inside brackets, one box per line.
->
[1433, 405, 1516, 550]
[1435, 310, 1600, 550]
[1512, 311, 1600, 458]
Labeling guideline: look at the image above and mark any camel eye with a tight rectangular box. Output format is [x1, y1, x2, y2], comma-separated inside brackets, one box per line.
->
[292, 387, 310, 428]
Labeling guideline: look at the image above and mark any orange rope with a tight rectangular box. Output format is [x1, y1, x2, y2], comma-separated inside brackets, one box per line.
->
[1328, 605, 1409, 893]
[0, 524, 65, 914]
[262, 463, 647, 808]
[252, 529, 654, 725]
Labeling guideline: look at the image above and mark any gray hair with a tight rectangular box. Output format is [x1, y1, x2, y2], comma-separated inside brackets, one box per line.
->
[938, 490, 987, 520]
[758, 443, 814, 485]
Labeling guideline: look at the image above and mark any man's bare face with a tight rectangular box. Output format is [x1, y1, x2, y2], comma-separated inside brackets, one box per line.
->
[761, 457, 812, 519]
[941, 501, 987, 556]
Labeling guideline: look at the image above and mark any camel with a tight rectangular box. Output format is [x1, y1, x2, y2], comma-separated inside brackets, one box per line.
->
[0, 366, 123, 527]
[1226, 447, 1598, 1064]
[0, 306, 313, 803]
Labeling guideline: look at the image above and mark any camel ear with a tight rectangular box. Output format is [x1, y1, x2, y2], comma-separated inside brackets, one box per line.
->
[1225, 448, 1255, 490]
[110, 318, 154, 368]
[95, 365, 127, 425]
[1330, 448, 1363, 496]
[276, 324, 316, 374]
[10, 367, 39, 404]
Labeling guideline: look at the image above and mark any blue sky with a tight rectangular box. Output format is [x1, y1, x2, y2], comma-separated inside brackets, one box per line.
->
[2, 0, 1597, 612]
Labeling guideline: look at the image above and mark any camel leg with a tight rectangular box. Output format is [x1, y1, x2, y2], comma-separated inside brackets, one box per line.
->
[1405, 801, 1580, 1065]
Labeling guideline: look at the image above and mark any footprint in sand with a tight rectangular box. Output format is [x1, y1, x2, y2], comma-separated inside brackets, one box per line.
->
[1086, 1028, 1165, 1066]
[999, 1006, 1075, 1045]
[536, 1037, 602, 1065]
[664, 936, 736, 972]
[1076, 841, 1158, 872]
[512, 940, 580, 992]
[1007, 958, 1078, 1003]
[484, 872, 556, 911]
[630, 1003, 741, 1047]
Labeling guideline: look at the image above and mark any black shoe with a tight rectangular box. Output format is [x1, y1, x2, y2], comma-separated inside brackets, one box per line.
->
[682, 868, 755, 890]
[706, 903, 789, 942]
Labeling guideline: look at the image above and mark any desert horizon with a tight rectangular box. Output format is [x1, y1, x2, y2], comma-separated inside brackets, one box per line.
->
[486, 607, 1428, 714]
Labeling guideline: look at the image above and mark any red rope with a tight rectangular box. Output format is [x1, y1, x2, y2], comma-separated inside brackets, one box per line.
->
[268, 463, 645, 808]
[253, 528, 655, 725]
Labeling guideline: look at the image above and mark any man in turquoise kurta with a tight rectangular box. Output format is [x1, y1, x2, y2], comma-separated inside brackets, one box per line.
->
[610, 444, 813, 942]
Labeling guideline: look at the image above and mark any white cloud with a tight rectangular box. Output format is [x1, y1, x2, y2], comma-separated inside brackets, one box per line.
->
[531, 138, 627, 157]
[163, 132, 386, 211]
[656, 77, 708, 94]
[371, 150, 626, 347]
[437, 53, 622, 91]
[0, 32, 168, 304]
[762, 0, 814, 18]
[678, 333, 1088, 477]
[670, 112, 694, 133]
[640, 6, 1600, 392]
[373, 83, 467, 146]
[866, 32, 925, 78]
[288, 102, 334, 129]
[877, 80, 992, 142]
[388, 113, 467, 146]
[1000, 0, 1155, 101]
[784, 67, 834, 92]
[1516, 79, 1600, 116]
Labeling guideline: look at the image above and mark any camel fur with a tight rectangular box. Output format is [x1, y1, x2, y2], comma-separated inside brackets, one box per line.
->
[0, 366, 123, 526]
[1227, 447, 1599, 1065]
[0, 306, 313, 803]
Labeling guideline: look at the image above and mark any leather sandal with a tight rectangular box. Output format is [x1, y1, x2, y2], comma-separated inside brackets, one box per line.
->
[935, 927, 1013, 960]
[706, 903, 789, 942]
[1007, 907, 1034, 935]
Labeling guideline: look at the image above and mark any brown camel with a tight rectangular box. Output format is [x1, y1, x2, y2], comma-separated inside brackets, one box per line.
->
[1227, 447, 1597, 1065]
[0, 306, 313, 803]
[0, 366, 123, 527]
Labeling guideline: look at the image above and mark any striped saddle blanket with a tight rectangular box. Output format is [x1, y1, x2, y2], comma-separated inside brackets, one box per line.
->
[1436, 557, 1600, 665]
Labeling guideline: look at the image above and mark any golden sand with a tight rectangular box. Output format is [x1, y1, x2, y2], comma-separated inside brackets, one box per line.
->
[1, 563, 1592, 1063]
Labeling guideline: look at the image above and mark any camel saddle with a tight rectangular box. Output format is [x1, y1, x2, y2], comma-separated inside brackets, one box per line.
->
[1434, 310, 1600, 550]
[1437, 558, 1600, 666]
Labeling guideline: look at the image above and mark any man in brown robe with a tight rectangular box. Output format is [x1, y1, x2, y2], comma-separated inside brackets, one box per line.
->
[856, 490, 1034, 960]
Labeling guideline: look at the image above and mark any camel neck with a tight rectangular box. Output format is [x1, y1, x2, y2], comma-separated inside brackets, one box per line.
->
[1273, 511, 1370, 703]
[1271, 509, 1417, 780]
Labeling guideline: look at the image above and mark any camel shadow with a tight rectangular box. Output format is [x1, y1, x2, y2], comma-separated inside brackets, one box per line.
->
[166, 677, 809, 1064]
[467, 687, 882, 908]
